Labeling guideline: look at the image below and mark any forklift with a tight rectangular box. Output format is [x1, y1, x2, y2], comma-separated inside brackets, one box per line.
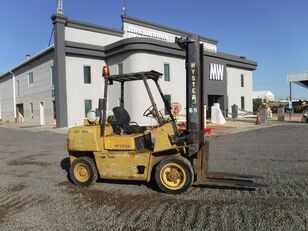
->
[67, 36, 267, 194]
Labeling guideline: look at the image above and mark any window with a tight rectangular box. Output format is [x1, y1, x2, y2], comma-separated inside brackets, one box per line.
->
[164, 63, 170, 81]
[84, 100, 92, 117]
[28, 72, 33, 85]
[163, 94, 171, 115]
[84, 66, 91, 84]
[51, 66, 55, 86]
[30, 103, 34, 119]
[241, 96, 245, 110]
[16, 80, 20, 96]
[241, 74, 244, 87]
[53, 100, 56, 121]
[118, 63, 123, 74]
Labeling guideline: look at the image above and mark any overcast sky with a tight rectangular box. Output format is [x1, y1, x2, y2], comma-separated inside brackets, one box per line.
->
[1, 0, 307, 99]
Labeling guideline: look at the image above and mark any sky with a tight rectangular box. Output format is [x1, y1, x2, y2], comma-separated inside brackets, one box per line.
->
[0, 0, 308, 99]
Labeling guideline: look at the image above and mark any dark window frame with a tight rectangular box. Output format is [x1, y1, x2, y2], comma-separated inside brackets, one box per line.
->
[51, 66, 55, 86]
[16, 80, 20, 95]
[84, 99, 92, 117]
[163, 94, 171, 115]
[83, 66, 91, 84]
[28, 72, 34, 85]
[241, 74, 244, 87]
[164, 63, 170, 81]
[241, 96, 245, 110]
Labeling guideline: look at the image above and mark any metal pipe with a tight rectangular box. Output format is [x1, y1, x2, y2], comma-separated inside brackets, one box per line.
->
[100, 79, 108, 137]
[143, 77, 163, 125]
[9, 71, 16, 122]
[120, 82, 124, 107]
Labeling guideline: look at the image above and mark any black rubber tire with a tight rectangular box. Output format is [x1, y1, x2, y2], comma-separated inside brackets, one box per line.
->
[303, 117, 308, 123]
[70, 157, 98, 188]
[155, 156, 194, 194]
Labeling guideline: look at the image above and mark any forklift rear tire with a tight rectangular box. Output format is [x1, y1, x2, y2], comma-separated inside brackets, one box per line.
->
[70, 157, 98, 187]
[155, 156, 194, 194]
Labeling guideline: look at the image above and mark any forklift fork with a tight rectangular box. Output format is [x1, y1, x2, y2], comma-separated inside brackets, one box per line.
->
[194, 141, 268, 189]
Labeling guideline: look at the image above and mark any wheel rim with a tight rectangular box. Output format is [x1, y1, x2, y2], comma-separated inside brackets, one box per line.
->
[160, 163, 187, 190]
[74, 163, 90, 182]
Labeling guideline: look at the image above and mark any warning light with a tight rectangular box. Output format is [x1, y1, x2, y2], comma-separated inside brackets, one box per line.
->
[102, 66, 110, 77]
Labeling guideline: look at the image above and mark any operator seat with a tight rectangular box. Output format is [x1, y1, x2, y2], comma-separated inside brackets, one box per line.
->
[112, 106, 146, 134]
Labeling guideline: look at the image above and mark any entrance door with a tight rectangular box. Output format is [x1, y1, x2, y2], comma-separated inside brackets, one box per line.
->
[207, 95, 224, 118]
[39, 102, 45, 125]
[16, 104, 24, 123]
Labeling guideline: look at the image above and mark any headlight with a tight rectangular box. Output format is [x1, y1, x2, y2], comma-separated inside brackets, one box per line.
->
[87, 109, 97, 123]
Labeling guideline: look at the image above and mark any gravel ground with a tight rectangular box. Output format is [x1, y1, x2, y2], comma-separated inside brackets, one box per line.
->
[0, 124, 307, 230]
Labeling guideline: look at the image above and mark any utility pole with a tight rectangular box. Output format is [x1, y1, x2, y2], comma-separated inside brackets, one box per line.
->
[289, 82, 292, 121]
[57, 0, 64, 14]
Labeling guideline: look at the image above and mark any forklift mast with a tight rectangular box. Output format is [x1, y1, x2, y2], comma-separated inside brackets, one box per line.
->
[176, 36, 204, 155]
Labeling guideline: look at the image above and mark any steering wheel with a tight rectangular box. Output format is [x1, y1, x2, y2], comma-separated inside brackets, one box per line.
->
[143, 105, 156, 118]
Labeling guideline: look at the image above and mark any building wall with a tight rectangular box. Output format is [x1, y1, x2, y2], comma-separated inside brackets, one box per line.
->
[226, 67, 253, 113]
[113, 52, 186, 126]
[64, 50, 254, 127]
[65, 52, 186, 127]
[0, 78, 14, 121]
[16, 60, 54, 125]
[0, 60, 54, 125]
[65, 56, 111, 127]
[65, 27, 122, 47]
[1, 15, 256, 128]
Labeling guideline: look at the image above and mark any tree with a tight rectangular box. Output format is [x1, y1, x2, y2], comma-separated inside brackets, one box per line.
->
[253, 98, 263, 113]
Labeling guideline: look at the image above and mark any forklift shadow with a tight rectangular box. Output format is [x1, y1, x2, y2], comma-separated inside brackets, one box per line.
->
[60, 157, 160, 192]
[60, 157, 73, 183]
[96, 178, 160, 192]
[283, 120, 303, 124]
[193, 184, 256, 191]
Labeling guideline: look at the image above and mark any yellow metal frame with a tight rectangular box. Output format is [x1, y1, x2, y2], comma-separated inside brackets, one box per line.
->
[68, 121, 186, 182]
[104, 133, 144, 150]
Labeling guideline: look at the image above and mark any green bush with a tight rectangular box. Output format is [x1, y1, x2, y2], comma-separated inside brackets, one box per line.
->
[253, 98, 263, 113]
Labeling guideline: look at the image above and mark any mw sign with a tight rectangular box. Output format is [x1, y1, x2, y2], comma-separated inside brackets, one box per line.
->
[210, 63, 224, 81]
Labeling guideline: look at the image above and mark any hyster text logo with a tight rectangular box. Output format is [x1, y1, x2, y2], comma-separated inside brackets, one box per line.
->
[210, 63, 224, 81]
[189, 62, 198, 114]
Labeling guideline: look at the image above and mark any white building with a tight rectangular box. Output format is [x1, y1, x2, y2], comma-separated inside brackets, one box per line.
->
[0, 13, 257, 127]
[253, 91, 275, 102]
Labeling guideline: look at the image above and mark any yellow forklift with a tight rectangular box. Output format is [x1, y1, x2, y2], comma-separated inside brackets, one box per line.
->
[67, 36, 266, 194]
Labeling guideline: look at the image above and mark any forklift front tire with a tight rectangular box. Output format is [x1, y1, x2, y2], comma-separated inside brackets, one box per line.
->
[155, 156, 194, 194]
[70, 157, 98, 187]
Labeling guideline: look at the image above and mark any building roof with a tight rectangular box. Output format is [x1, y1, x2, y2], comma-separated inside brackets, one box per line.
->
[253, 91, 274, 99]
[0, 46, 54, 79]
[288, 72, 308, 89]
